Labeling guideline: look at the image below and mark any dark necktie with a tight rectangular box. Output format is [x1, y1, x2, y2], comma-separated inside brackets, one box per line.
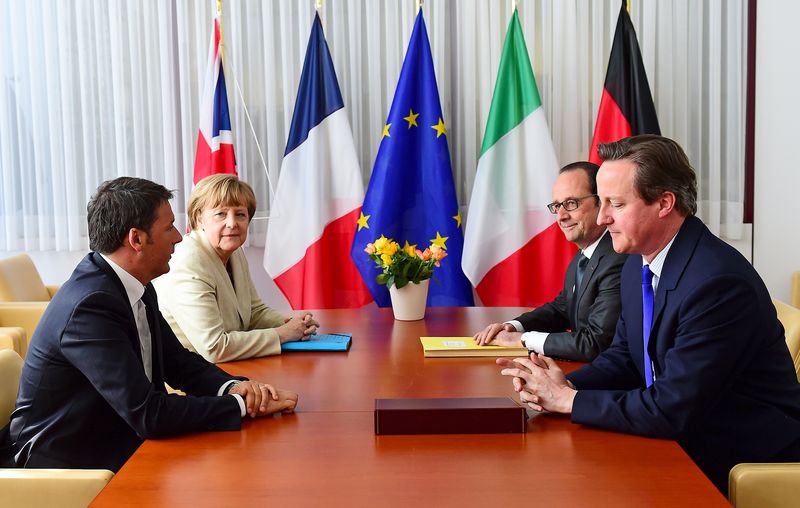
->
[641, 265, 655, 387]
[575, 253, 589, 291]
[573, 254, 589, 325]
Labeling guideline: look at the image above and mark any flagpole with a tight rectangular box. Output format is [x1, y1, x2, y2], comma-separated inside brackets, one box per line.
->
[216, 0, 226, 63]
[218, 0, 278, 218]
[316, 0, 325, 30]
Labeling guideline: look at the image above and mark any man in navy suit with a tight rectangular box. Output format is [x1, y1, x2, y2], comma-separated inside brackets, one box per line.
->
[5, 177, 298, 471]
[499, 135, 800, 494]
[474, 162, 627, 361]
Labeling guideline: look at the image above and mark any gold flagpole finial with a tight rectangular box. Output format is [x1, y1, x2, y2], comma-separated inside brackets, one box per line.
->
[626, 0, 631, 15]
[316, 0, 325, 29]
[216, 0, 226, 65]
[512, 0, 519, 13]
[415, 0, 422, 15]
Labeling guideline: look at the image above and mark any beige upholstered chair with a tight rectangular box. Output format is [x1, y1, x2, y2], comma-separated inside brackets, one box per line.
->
[728, 299, 800, 506]
[0, 348, 114, 508]
[0, 254, 59, 302]
[0, 303, 49, 358]
[773, 299, 800, 379]
[792, 272, 799, 309]
[0, 326, 25, 355]
[729, 463, 800, 508]
[0, 348, 23, 428]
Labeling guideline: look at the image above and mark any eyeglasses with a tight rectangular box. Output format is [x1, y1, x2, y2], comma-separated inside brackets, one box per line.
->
[547, 194, 598, 214]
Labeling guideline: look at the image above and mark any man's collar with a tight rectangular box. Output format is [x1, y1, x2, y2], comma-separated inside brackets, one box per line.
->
[99, 253, 145, 308]
[642, 233, 679, 279]
[581, 229, 608, 260]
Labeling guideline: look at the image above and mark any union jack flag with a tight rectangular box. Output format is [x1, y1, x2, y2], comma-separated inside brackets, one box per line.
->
[193, 14, 236, 184]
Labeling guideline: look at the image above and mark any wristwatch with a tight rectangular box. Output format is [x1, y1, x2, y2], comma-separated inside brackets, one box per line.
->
[519, 334, 529, 349]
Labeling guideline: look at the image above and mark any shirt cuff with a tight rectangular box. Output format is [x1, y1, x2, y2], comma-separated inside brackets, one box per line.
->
[505, 320, 524, 333]
[230, 394, 247, 418]
[218, 379, 241, 396]
[521, 331, 549, 354]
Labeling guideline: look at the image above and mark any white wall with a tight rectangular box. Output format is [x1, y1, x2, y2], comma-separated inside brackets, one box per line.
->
[753, 0, 800, 303]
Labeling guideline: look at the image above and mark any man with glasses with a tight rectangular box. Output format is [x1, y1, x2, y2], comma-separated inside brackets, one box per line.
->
[498, 136, 800, 494]
[474, 162, 627, 361]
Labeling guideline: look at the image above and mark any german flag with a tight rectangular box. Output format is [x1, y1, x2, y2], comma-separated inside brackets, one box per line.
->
[589, 0, 660, 164]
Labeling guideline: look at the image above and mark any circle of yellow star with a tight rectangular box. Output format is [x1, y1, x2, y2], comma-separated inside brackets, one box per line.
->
[431, 117, 447, 138]
[431, 231, 448, 249]
[452, 212, 462, 229]
[403, 109, 419, 129]
[356, 212, 370, 231]
[382, 123, 391, 138]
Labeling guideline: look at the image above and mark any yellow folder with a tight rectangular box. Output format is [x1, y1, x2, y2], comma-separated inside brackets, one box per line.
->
[419, 337, 529, 358]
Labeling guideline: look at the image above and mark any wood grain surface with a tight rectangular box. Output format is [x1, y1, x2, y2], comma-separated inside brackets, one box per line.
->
[91, 307, 728, 507]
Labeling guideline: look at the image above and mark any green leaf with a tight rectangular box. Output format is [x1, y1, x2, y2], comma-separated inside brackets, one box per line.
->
[376, 274, 387, 285]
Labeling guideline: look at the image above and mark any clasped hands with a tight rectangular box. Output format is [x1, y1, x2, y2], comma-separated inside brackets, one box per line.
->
[497, 353, 577, 414]
[277, 312, 320, 343]
[228, 380, 298, 418]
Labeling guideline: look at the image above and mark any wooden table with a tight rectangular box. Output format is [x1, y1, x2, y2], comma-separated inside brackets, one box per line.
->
[91, 307, 728, 507]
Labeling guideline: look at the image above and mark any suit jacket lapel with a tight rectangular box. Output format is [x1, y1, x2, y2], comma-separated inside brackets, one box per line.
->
[650, 216, 705, 349]
[574, 232, 612, 312]
[91, 253, 144, 363]
[193, 230, 247, 328]
[230, 252, 252, 327]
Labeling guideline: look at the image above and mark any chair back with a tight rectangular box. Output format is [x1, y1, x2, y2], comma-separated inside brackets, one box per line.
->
[792, 271, 800, 309]
[0, 348, 23, 428]
[774, 299, 800, 380]
[0, 254, 51, 302]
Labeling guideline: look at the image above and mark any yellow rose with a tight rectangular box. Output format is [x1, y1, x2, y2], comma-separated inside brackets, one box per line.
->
[381, 253, 394, 266]
[404, 244, 416, 257]
[384, 241, 400, 256]
[373, 235, 389, 253]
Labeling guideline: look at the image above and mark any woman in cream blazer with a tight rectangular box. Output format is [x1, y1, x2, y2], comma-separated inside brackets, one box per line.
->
[155, 175, 318, 363]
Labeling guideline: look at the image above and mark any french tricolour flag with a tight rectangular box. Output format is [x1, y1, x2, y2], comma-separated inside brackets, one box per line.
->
[264, 14, 372, 309]
[193, 14, 236, 184]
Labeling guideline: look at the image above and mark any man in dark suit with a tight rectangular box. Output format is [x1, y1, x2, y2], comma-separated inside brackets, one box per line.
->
[474, 162, 627, 362]
[498, 135, 800, 494]
[5, 177, 298, 472]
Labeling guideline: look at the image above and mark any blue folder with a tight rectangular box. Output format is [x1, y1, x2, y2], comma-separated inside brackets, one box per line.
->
[281, 333, 352, 352]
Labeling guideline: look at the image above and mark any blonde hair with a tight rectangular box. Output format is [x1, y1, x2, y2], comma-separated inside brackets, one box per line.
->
[187, 174, 257, 230]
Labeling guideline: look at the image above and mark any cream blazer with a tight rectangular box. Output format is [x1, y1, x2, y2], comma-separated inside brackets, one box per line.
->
[154, 229, 286, 362]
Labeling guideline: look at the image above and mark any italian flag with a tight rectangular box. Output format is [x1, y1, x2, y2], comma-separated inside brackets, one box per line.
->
[462, 10, 576, 307]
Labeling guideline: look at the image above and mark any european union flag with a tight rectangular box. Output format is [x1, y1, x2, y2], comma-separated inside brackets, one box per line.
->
[351, 11, 474, 308]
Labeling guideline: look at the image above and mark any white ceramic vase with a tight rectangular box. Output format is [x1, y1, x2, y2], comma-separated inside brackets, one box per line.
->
[388, 278, 430, 321]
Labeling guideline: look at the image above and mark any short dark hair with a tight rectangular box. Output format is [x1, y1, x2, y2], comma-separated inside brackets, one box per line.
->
[559, 161, 600, 196]
[597, 135, 697, 216]
[87, 177, 174, 253]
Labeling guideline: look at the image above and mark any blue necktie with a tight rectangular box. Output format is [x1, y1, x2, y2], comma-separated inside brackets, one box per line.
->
[641, 265, 654, 387]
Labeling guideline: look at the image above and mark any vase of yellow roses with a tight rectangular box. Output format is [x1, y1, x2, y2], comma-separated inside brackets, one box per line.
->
[364, 235, 447, 321]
